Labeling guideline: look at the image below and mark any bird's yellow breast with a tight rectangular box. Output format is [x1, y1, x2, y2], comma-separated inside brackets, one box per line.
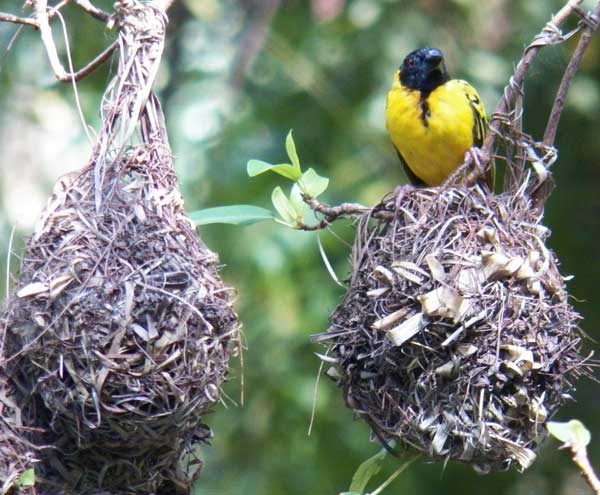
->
[385, 76, 477, 186]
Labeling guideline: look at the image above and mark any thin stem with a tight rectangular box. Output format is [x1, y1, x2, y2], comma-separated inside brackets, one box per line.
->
[304, 196, 369, 218]
[50, 0, 72, 14]
[0, 0, 112, 29]
[543, 4, 600, 146]
[0, 12, 38, 27]
[299, 196, 366, 230]
[0, 225, 16, 358]
[295, 219, 333, 231]
[369, 455, 419, 495]
[58, 40, 117, 82]
[74, 0, 111, 22]
[571, 446, 600, 494]
[294, 196, 393, 231]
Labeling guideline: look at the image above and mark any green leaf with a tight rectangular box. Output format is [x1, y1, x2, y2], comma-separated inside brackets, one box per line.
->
[289, 183, 306, 222]
[348, 447, 388, 493]
[285, 129, 301, 174]
[547, 420, 591, 448]
[247, 159, 275, 176]
[271, 187, 298, 224]
[272, 164, 302, 181]
[298, 168, 329, 198]
[18, 468, 35, 487]
[247, 159, 302, 181]
[189, 205, 275, 226]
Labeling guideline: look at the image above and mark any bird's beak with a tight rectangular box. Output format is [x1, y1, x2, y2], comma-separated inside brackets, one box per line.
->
[427, 58, 445, 76]
[429, 56, 443, 70]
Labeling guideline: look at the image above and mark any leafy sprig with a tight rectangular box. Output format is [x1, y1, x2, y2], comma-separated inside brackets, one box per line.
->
[191, 130, 330, 228]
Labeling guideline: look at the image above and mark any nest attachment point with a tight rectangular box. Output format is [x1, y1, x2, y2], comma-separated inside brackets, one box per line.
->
[319, 185, 587, 473]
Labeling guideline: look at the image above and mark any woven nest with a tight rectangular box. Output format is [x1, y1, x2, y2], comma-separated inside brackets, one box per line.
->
[0, 374, 38, 495]
[317, 184, 587, 472]
[4, 143, 236, 492]
[1, 3, 239, 493]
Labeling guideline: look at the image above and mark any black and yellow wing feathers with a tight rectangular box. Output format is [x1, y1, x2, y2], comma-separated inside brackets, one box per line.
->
[463, 81, 487, 148]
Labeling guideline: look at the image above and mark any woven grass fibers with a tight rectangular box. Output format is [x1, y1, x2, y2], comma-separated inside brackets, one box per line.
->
[3, 138, 238, 493]
[0, 374, 38, 495]
[320, 185, 586, 472]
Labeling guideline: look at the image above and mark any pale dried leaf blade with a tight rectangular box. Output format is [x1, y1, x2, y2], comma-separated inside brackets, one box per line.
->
[17, 282, 49, 298]
[387, 313, 429, 347]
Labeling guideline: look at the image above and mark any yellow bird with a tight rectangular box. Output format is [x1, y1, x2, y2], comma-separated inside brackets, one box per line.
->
[385, 47, 489, 187]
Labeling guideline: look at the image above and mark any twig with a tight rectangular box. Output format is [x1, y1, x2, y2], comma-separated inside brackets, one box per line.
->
[61, 40, 118, 82]
[295, 196, 393, 231]
[543, 4, 600, 146]
[54, 8, 94, 143]
[29, 0, 117, 83]
[35, 0, 70, 80]
[305, 196, 368, 217]
[483, 0, 586, 157]
[73, 0, 111, 22]
[566, 443, 600, 494]
[1, 0, 112, 27]
[1, 0, 114, 82]
[298, 196, 367, 230]
[369, 455, 419, 495]
[0, 12, 38, 28]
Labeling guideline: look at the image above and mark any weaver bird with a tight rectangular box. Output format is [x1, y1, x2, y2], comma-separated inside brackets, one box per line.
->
[385, 47, 490, 187]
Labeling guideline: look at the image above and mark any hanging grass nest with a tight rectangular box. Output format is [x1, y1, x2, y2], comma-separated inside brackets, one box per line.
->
[2, 2, 239, 493]
[317, 183, 587, 473]
[0, 374, 38, 495]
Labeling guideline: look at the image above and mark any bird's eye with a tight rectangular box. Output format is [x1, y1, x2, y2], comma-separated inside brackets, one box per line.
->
[407, 59, 416, 68]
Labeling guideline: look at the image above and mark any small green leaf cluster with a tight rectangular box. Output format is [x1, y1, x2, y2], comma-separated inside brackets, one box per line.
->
[247, 130, 329, 227]
[190, 131, 329, 228]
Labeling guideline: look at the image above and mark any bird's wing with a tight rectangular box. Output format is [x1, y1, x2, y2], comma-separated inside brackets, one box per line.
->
[461, 81, 494, 189]
[461, 81, 487, 148]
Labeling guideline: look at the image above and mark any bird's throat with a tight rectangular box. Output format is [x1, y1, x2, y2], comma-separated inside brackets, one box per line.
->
[419, 91, 431, 127]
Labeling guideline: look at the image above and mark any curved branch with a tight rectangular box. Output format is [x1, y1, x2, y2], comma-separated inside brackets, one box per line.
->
[73, 0, 112, 22]
[482, 0, 587, 157]
[57, 40, 117, 82]
[543, 4, 600, 146]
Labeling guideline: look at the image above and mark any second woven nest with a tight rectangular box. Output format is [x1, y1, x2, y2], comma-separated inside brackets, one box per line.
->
[5, 138, 239, 491]
[319, 184, 586, 473]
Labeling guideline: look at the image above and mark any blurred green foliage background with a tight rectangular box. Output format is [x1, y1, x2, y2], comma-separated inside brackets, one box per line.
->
[0, 0, 599, 494]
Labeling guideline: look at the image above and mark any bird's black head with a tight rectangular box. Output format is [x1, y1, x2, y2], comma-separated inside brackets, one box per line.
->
[399, 47, 450, 93]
